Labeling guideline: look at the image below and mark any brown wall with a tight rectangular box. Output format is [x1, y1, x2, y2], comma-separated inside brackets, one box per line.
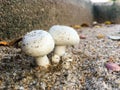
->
[0, 0, 93, 40]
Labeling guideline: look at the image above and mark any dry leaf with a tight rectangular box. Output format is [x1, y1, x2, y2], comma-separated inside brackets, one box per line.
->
[81, 23, 89, 27]
[0, 41, 9, 46]
[9, 37, 22, 46]
[104, 21, 112, 25]
[0, 37, 22, 47]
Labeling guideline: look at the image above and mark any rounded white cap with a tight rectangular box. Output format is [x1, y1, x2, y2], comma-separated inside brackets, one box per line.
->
[52, 54, 60, 64]
[49, 25, 80, 46]
[22, 30, 54, 57]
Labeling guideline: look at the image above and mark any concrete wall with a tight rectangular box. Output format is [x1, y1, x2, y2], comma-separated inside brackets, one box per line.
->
[0, 0, 93, 40]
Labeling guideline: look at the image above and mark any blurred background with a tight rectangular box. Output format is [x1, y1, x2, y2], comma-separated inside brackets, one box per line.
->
[0, 0, 120, 39]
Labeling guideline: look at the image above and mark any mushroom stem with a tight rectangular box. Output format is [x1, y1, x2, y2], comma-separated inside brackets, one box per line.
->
[54, 45, 66, 56]
[35, 55, 50, 68]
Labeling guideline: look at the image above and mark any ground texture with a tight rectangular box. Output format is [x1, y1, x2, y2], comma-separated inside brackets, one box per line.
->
[0, 24, 120, 90]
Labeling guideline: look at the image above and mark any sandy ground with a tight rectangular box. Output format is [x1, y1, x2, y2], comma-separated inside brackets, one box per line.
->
[0, 24, 120, 90]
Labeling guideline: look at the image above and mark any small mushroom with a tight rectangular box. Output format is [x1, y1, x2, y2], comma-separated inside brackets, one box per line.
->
[49, 25, 80, 63]
[52, 54, 60, 64]
[21, 30, 55, 68]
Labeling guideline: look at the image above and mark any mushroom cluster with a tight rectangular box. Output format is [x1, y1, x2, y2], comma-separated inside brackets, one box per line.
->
[49, 25, 80, 64]
[21, 25, 80, 68]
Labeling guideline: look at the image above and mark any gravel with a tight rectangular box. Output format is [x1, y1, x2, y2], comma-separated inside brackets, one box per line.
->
[0, 24, 120, 90]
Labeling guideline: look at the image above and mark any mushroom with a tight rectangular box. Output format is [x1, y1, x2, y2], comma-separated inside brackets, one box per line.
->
[49, 25, 80, 63]
[52, 54, 60, 64]
[21, 30, 55, 68]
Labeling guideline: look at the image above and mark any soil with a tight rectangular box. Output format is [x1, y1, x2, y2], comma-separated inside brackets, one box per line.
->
[0, 24, 120, 90]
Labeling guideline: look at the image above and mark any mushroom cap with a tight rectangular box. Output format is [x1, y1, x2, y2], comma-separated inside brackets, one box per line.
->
[49, 25, 80, 46]
[22, 30, 54, 57]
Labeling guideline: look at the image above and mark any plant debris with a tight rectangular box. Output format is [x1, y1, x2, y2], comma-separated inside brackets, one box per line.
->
[0, 37, 22, 47]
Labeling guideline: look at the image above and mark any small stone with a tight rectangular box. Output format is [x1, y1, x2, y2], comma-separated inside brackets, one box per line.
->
[19, 86, 24, 90]
[66, 59, 73, 62]
[63, 86, 67, 90]
[93, 21, 98, 25]
[94, 25, 101, 28]
[105, 62, 120, 71]
[40, 82, 46, 90]
[96, 34, 105, 39]
[62, 62, 71, 69]
[118, 42, 120, 46]
[80, 35, 86, 39]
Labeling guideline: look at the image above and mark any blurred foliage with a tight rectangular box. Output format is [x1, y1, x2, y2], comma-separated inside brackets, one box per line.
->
[109, 0, 116, 2]
[93, 2, 120, 23]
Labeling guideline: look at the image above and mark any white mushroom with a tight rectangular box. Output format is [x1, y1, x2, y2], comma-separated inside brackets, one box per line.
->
[49, 25, 80, 63]
[52, 54, 60, 64]
[21, 30, 54, 68]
